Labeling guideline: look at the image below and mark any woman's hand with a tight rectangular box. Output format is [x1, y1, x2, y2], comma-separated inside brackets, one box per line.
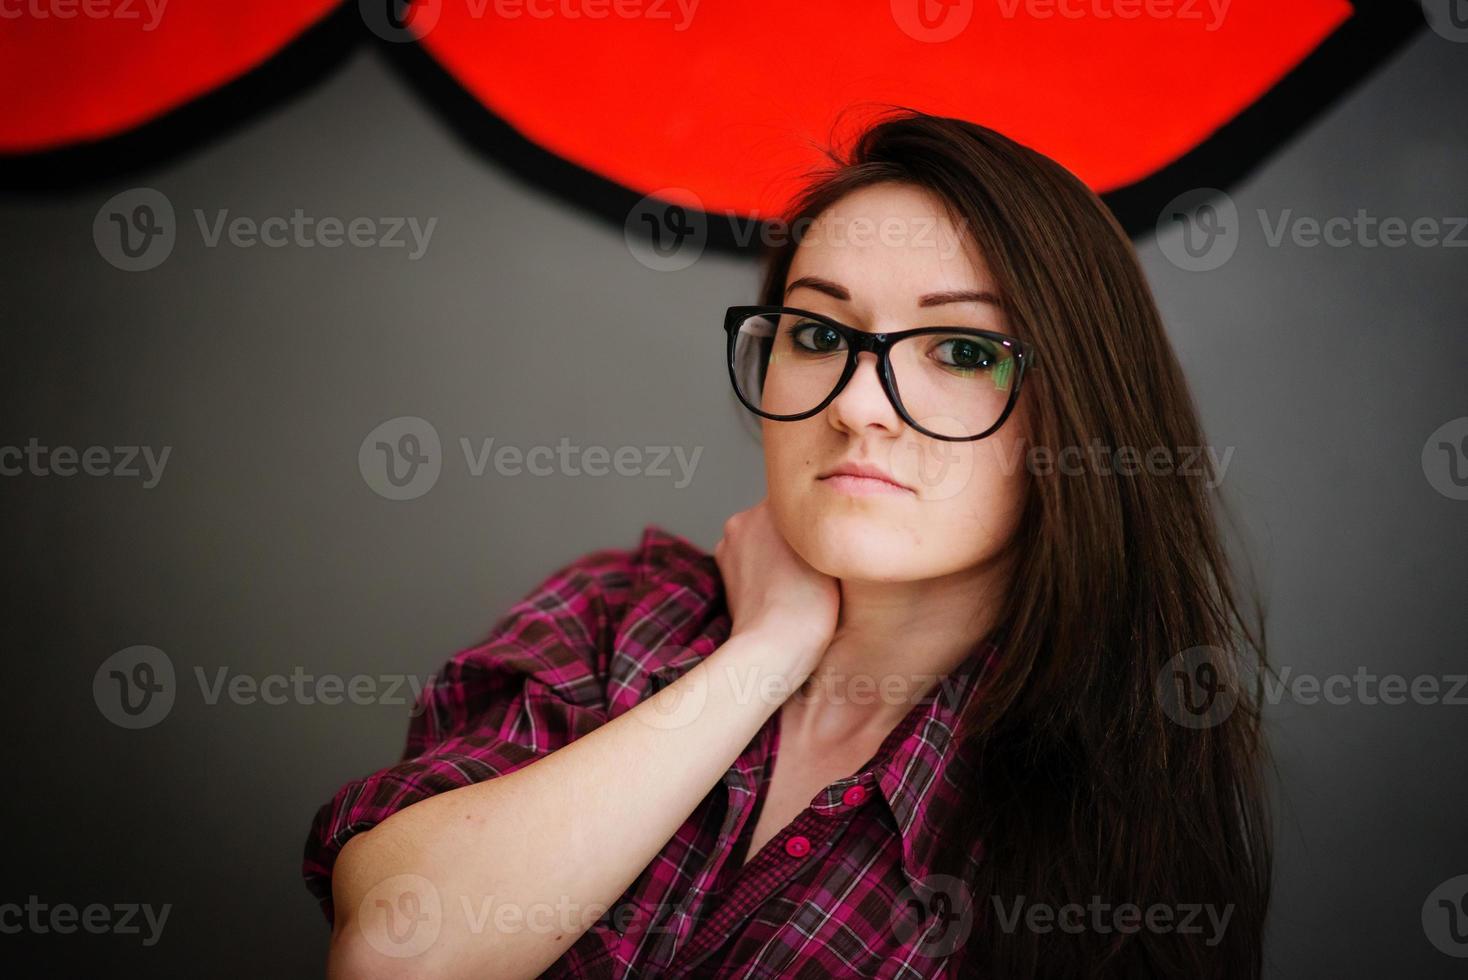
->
[714, 498, 840, 668]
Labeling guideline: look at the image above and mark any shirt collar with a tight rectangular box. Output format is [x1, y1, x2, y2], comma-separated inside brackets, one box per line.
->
[872, 628, 1002, 889]
[646, 622, 1005, 891]
[630, 525, 1005, 890]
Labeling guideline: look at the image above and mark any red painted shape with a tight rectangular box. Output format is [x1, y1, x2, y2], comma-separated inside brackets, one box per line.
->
[0, 0, 340, 151]
[418, 0, 1353, 211]
[1, 0, 1354, 215]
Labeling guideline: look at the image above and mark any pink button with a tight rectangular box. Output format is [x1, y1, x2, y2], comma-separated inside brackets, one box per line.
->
[842, 785, 868, 806]
[784, 835, 811, 858]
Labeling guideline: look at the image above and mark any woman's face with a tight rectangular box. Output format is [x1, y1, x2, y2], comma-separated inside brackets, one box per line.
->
[763, 182, 1031, 583]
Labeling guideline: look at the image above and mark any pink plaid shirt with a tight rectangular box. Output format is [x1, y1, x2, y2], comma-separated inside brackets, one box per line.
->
[304, 524, 1000, 977]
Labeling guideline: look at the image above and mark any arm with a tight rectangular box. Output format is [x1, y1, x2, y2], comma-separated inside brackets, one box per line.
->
[328, 629, 814, 980]
[326, 503, 837, 980]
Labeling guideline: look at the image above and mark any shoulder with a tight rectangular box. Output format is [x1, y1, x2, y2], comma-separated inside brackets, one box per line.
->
[624, 523, 721, 598]
[531, 522, 720, 618]
[384, 526, 725, 753]
[602, 524, 730, 706]
[492, 523, 718, 636]
[609, 523, 727, 653]
[435, 524, 727, 707]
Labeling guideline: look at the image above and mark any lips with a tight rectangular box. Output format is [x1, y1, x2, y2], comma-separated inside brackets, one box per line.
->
[817, 461, 913, 493]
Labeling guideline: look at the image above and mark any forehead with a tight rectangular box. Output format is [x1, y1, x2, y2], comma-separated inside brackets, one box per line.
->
[786, 182, 994, 299]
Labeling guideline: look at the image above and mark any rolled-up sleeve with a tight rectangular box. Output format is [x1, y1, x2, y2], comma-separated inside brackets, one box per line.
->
[302, 542, 638, 923]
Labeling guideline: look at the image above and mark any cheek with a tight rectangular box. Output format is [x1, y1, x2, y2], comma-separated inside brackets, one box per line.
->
[761, 418, 822, 512]
[761, 418, 801, 484]
[886, 427, 1026, 508]
[958, 439, 1029, 539]
[910, 435, 1028, 550]
[757, 413, 1030, 580]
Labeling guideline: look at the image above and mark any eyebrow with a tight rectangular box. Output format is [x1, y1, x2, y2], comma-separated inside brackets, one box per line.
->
[784, 275, 1003, 309]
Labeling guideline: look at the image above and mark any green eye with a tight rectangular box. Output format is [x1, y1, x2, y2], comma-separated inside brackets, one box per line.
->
[791, 322, 846, 353]
[934, 336, 997, 371]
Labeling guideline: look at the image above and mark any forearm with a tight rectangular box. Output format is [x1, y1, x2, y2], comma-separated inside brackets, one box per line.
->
[327, 630, 811, 980]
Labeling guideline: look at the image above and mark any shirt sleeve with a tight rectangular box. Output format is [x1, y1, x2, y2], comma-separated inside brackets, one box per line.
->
[301, 541, 639, 924]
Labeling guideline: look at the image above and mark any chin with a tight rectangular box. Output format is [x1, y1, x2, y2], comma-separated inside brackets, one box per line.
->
[788, 507, 928, 582]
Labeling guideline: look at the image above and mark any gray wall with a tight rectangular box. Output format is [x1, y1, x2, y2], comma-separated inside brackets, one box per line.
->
[1, 29, 1464, 978]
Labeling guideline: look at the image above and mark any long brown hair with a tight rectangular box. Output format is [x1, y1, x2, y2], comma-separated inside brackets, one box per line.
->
[755, 108, 1271, 979]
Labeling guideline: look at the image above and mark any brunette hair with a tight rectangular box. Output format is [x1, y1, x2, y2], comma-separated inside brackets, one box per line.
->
[755, 108, 1272, 979]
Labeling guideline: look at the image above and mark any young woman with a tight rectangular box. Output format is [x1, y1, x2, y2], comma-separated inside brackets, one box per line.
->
[305, 109, 1270, 979]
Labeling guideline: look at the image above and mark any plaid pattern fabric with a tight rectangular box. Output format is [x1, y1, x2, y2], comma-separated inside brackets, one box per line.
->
[303, 524, 1000, 978]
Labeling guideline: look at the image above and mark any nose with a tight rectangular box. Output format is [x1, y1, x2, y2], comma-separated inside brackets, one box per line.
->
[826, 351, 903, 435]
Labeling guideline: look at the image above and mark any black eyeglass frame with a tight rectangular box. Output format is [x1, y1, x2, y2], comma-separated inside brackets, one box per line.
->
[723, 304, 1036, 442]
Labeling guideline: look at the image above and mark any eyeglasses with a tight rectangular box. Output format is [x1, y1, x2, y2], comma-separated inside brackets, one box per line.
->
[723, 305, 1034, 441]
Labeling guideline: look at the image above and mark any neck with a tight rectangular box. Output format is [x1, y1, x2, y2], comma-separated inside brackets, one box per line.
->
[782, 554, 1010, 745]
